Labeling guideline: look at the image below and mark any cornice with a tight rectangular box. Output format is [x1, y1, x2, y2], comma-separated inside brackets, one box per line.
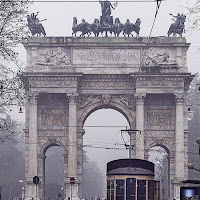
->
[23, 37, 190, 49]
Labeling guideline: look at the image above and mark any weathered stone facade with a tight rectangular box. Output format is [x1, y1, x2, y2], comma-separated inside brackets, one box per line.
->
[23, 37, 193, 200]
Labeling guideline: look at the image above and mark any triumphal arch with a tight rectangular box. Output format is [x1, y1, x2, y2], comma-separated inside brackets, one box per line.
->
[23, 36, 193, 200]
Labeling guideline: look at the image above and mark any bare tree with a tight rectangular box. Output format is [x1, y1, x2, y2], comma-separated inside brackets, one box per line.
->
[181, 0, 200, 31]
[0, 0, 30, 142]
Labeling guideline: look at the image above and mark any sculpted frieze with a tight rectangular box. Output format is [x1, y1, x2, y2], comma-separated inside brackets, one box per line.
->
[79, 75, 134, 90]
[41, 109, 66, 126]
[36, 47, 71, 66]
[73, 48, 140, 66]
[29, 77, 78, 88]
[147, 110, 172, 126]
[144, 48, 176, 66]
[136, 77, 183, 88]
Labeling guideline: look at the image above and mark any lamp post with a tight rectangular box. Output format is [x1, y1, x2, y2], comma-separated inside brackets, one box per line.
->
[196, 138, 200, 155]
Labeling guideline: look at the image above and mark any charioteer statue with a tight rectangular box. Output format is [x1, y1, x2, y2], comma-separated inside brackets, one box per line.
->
[72, 0, 141, 37]
[99, 0, 116, 27]
[168, 13, 186, 37]
[27, 12, 46, 37]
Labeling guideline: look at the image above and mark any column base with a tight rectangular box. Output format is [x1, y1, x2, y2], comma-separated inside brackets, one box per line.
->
[64, 197, 80, 200]
[65, 177, 80, 200]
[172, 178, 184, 200]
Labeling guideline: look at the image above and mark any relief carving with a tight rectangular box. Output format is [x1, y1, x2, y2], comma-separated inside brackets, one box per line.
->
[102, 94, 111, 104]
[77, 95, 94, 109]
[36, 47, 71, 65]
[144, 131, 175, 153]
[41, 109, 66, 126]
[144, 48, 176, 66]
[38, 130, 68, 153]
[147, 110, 172, 126]
[137, 77, 183, 88]
[29, 77, 77, 88]
[79, 75, 134, 90]
[112, 94, 135, 109]
[73, 49, 140, 65]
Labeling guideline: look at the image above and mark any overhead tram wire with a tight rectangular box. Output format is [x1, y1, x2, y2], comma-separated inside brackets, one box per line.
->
[11, 0, 166, 2]
[140, 0, 162, 67]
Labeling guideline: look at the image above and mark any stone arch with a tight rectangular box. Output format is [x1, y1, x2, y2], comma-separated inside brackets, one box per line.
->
[38, 141, 68, 199]
[145, 142, 174, 200]
[39, 141, 68, 156]
[145, 142, 171, 156]
[78, 100, 135, 128]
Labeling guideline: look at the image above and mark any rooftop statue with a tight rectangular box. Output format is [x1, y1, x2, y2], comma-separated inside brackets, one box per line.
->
[167, 13, 186, 37]
[99, 0, 116, 27]
[27, 12, 46, 37]
[71, 0, 142, 37]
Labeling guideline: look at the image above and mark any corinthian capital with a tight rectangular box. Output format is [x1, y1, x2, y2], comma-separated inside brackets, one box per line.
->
[67, 93, 78, 104]
[174, 93, 185, 103]
[28, 91, 39, 105]
[134, 93, 146, 103]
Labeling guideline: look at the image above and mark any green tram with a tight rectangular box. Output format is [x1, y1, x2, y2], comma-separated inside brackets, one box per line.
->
[106, 159, 160, 200]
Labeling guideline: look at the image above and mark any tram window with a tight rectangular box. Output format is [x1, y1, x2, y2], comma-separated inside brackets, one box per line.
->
[107, 180, 115, 200]
[126, 178, 136, 200]
[116, 180, 125, 200]
[107, 190, 111, 200]
[111, 180, 114, 189]
[137, 180, 146, 200]
[111, 180, 114, 200]
[154, 181, 160, 200]
[111, 189, 114, 200]
[148, 180, 154, 200]
[108, 180, 111, 190]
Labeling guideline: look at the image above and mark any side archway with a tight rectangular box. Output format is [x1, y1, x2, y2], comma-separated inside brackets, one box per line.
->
[146, 143, 172, 200]
[38, 142, 68, 199]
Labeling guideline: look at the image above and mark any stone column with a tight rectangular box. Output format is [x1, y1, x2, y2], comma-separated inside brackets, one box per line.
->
[37, 154, 46, 199]
[135, 93, 146, 159]
[169, 155, 175, 200]
[66, 94, 79, 200]
[174, 93, 185, 200]
[25, 92, 39, 200]
[77, 128, 85, 199]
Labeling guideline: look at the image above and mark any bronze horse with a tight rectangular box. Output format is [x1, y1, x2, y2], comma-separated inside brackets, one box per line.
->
[123, 18, 141, 37]
[72, 17, 92, 37]
[168, 15, 186, 37]
[27, 15, 46, 37]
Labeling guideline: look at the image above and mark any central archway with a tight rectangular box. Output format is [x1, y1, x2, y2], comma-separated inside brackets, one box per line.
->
[82, 108, 131, 199]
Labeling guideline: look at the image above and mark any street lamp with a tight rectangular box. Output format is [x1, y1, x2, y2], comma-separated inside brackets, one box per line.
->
[188, 163, 200, 172]
[196, 138, 200, 155]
